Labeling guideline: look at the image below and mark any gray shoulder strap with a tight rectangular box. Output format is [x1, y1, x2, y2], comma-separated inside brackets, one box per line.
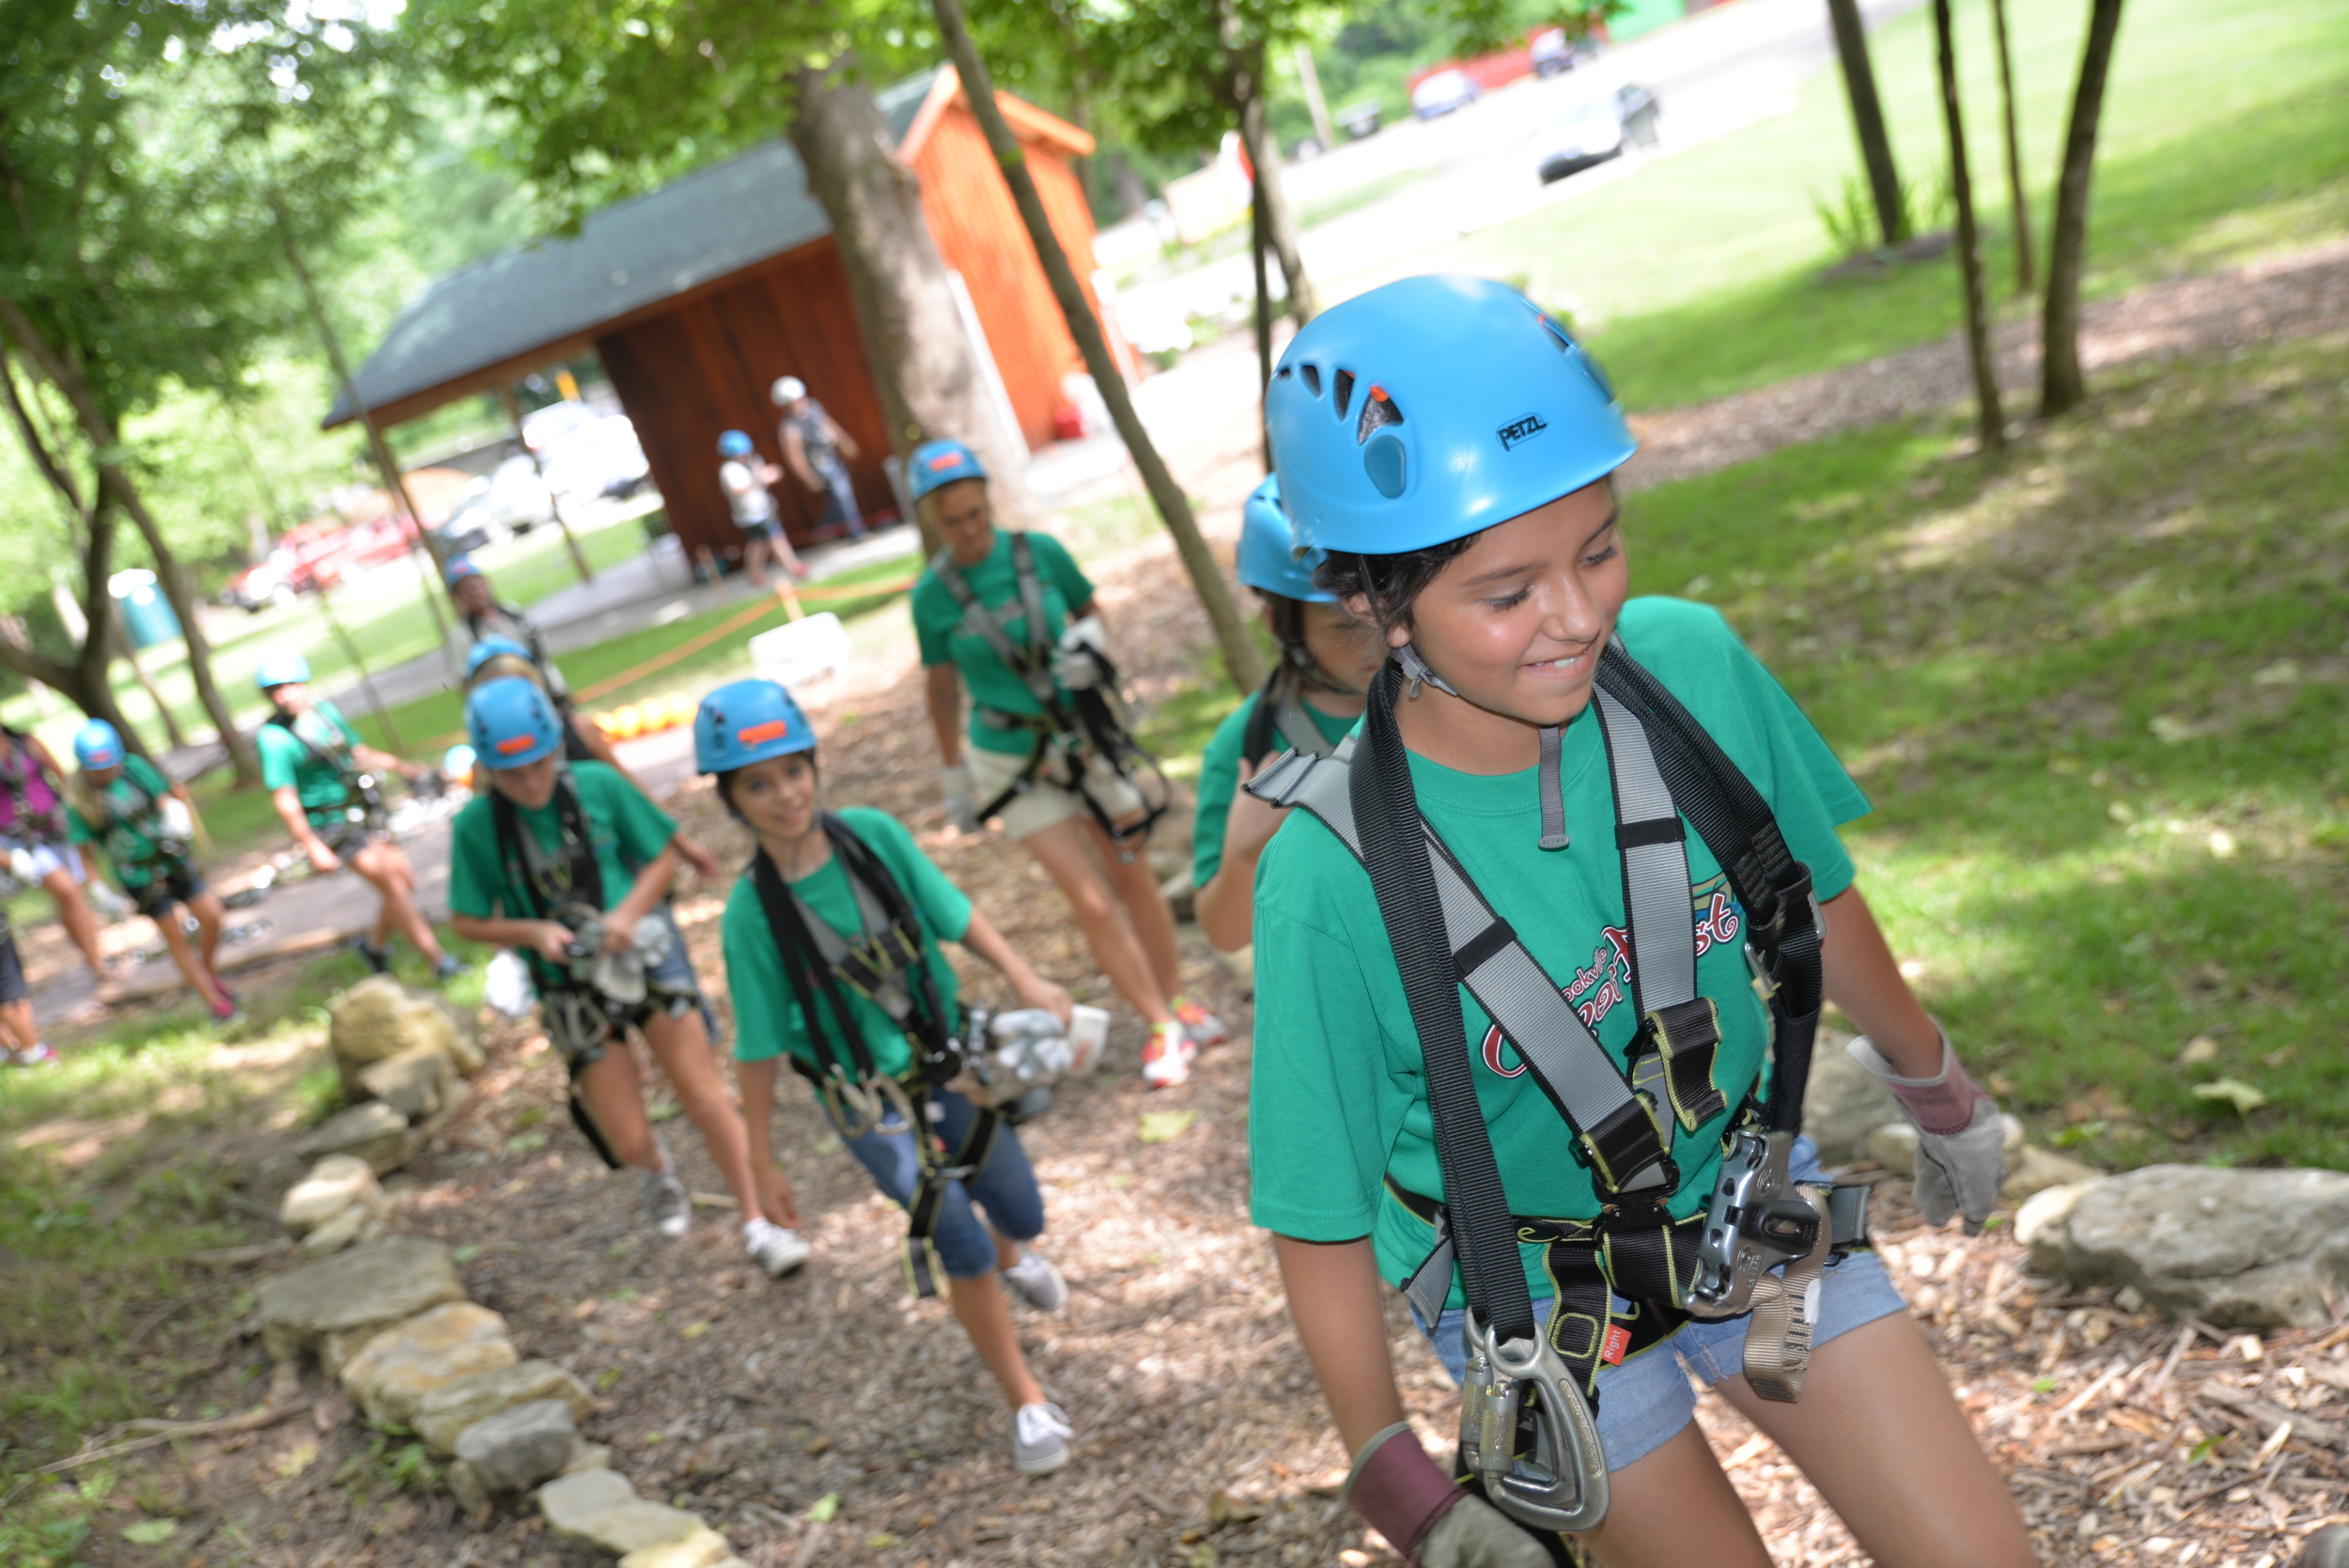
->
[1271, 696, 1340, 761]
[1594, 690, 1697, 1015]
[931, 540, 1058, 708]
[788, 872, 914, 1026]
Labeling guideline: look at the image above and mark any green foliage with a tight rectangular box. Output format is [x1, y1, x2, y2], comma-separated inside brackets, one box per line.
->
[1811, 171, 1953, 258]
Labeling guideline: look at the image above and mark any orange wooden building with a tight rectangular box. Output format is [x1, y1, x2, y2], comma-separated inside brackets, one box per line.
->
[327, 69, 1128, 558]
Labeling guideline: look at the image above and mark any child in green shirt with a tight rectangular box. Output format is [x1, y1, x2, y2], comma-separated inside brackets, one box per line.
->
[698, 676, 1081, 1478]
[64, 720, 236, 1023]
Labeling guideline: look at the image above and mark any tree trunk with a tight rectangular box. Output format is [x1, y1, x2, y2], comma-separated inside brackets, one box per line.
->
[1988, 0, 2035, 293]
[2041, 0, 2127, 417]
[0, 493, 151, 763]
[112, 476, 250, 770]
[1221, 9, 1315, 326]
[1935, 0, 2004, 454]
[113, 619, 190, 751]
[930, 0, 1268, 694]
[1246, 90, 1275, 471]
[788, 54, 1037, 553]
[1825, 0, 1908, 246]
[1295, 42, 1339, 154]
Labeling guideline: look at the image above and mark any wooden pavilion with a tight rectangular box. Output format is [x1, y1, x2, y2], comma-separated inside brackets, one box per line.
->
[326, 69, 1126, 558]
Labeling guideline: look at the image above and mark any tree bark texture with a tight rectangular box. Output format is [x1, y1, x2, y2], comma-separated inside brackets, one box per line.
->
[1988, 0, 2035, 293]
[1825, 0, 1909, 246]
[930, 0, 1268, 695]
[2041, 0, 2127, 417]
[1935, 0, 2005, 453]
[0, 299, 257, 779]
[1221, 7, 1315, 326]
[788, 55, 1036, 553]
[1246, 92, 1275, 471]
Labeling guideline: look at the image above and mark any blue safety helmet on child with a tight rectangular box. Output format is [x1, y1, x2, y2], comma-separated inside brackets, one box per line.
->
[693, 678, 816, 775]
[72, 719, 126, 770]
[906, 439, 986, 505]
[1236, 474, 1334, 603]
[1265, 273, 1635, 558]
[718, 429, 754, 458]
[444, 554, 484, 587]
[465, 636, 535, 682]
[254, 650, 312, 691]
[466, 677, 565, 769]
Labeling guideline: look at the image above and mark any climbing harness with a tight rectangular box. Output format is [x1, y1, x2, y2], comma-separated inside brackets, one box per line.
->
[267, 708, 385, 834]
[70, 768, 193, 880]
[1245, 642, 1873, 1531]
[0, 729, 69, 846]
[1239, 671, 1351, 771]
[746, 814, 1000, 1299]
[930, 535, 1170, 862]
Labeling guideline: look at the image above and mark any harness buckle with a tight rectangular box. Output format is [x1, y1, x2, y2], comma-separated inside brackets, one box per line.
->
[1686, 1128, 1813, 1319]
[820, 1075, 885, 1141]
[1458, 1312, 1610, 1534]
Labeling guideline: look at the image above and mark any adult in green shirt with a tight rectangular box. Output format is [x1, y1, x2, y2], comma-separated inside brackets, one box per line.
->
[64, 719, 238, 1024]
[699, 676, 1079, 1477]
[907, 437, 1218, 1089]
[447, 677, 803, 1276]
[252, 650, 457, 980]
[1249, 279, 2028, 1568]
[1190, 475, 1384, 954]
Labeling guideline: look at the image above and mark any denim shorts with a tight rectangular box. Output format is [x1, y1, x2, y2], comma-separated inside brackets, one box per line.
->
[1408, 1137, 1906, 1474]
[830, 1085, 1045, 1280]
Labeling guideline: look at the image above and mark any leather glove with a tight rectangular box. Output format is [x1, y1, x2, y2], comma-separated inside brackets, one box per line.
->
[941, 764, 980, 834]
[1849, 1028, 2005, 1234]
[1050, 615, 1111, 691]
[1344, 1422, 1548, 1568]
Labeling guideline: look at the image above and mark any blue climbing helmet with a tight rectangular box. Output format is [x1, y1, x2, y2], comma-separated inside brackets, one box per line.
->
[1266, 274, 1635, 557]
[254, 650, 312, 691]
[718, 429, 754, 458]
[72, 719, 125, 770]
[465, 635, 536, 683]
[693, 678, 816, 776]
[906, 439, 986, 505]
[1236, 474, 1332, 603]
[443, 554, 484, 587]
[466, 677, 564, 770]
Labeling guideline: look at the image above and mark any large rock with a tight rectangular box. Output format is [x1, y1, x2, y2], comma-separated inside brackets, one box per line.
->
[358, 1046, 453, 1120]
[299, 1201, 385, 1257]
[279, 1155, 383, 1234]
[539, 1468, 708, 1557]
[456, 1399, 577, 1492]
[330, 974, 483, 1084]
[256, 1235, 463, 1365]
[338, 1301, 517, 1425]
[295, 1101, 413, 1173]
[412, 1359, 597, 1454]
[1799, 1037, 1902, 1164]
[2022, 1165, 2349, 1328]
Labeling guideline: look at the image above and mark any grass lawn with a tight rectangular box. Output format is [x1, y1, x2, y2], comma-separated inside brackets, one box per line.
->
[1379, 0, 2349, 409]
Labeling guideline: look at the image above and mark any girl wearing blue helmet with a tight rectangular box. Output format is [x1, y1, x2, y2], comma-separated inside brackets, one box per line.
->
[64, 720, 238, 1024]
[907, 437, 1221, 1089]
[255, 651, 459, 980]
[698, 676, 1079, 1477]
[446, 677, 803, 1275]
[713, 430, 810, 585]
[1247, 278, 2029, 1568]
[1190, 474, 1385, 954]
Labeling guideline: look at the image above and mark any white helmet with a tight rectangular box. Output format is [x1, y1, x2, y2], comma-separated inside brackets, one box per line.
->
[770, 376, 806, 405]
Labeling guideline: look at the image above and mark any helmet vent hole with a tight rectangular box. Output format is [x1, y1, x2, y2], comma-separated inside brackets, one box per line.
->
[1332, 368, 1356, 420]
[1298, 364, 1319, 396]
[1364, 433, 1407, 499]
[1356, 388, 1404, 444]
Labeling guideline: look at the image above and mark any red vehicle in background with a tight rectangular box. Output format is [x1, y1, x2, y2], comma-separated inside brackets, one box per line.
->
[1408, 24, 1601, 117]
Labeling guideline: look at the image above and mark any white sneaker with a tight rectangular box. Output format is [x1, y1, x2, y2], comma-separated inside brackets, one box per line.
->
[643, 1168, 691, 1238]
[744, 1218, 811, 1277]
[1011, 1401, 1073, 1476]
[1001, 1246, 1068, 1312]
[1141, 1020, 1195, 1088]
[1171, 995, 1227, 1048]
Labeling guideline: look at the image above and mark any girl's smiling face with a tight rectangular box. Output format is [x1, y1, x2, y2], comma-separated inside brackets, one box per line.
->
[927, 478, 994, 567]
[1356, 479, 1627, 732]
[726, 752, 821, 842]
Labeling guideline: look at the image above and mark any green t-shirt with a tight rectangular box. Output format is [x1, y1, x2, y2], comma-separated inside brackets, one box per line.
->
[447, 761, 677, 947]
[910, 530, 1095, 757]
[722, 807, 973, 1079]
[257, 701, 365, 821]
[1192, 690, 1360, 890]
[1246, 598, 1870, 1308]
[66, 755, 183, 889]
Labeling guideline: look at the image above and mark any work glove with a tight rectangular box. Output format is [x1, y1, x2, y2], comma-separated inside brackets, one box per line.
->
[941, 763, 981, 834]
[1344, 1422, 1549, 1568]
[1849, 1027, 2005, 1234]
[1050, 615, 1112, 691]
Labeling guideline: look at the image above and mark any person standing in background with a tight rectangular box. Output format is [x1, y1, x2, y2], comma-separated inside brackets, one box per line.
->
[0, 724, 112, 986]
[716, 433, 811, 588]
[771, 378, 867, 542]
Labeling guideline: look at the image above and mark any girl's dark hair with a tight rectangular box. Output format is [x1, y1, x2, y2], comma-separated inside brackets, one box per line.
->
[1313, 536, 1481, 638]
[713, 752, 817, 820]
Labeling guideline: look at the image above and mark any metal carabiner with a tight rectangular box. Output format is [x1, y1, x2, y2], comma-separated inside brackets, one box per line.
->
[1687, 1128, 1820, 1319]
[821, 1075, 884, 1141]
[1458, 1312, 1610, 1535]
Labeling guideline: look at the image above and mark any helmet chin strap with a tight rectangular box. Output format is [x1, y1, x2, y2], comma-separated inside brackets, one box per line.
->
[1393, 644, 1570, 852]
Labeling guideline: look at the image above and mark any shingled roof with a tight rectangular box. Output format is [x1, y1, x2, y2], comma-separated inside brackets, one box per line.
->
[324, 71, 943, 428]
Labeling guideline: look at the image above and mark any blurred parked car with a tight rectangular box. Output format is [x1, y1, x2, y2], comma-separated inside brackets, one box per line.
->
[521, 402, 652, 501]
[1531, 26, 1598, 76]
[446, 454, 555, 538]
[1534, 85, 1659, 183]
[224, 551, 303, 613]
[1410, 69, 1480, 120]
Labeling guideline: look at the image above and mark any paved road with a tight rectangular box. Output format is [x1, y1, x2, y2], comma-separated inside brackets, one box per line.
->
[1116, 0, 1926, 330]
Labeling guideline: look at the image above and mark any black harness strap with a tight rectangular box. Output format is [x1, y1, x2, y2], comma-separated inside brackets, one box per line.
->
[269, 709, 383, 828]
[1241, 677, 1344, 770]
